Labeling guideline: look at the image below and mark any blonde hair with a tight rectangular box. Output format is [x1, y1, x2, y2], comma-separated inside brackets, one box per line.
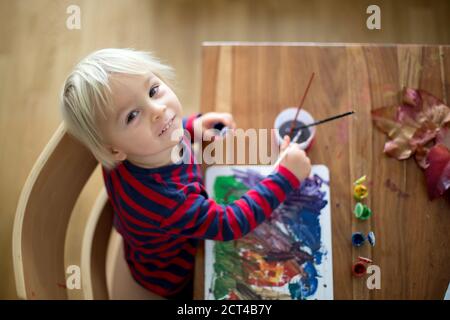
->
[60, 48, 175, 170]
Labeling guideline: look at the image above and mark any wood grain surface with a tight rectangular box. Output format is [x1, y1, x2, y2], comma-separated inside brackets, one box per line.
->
[194, 42, 450, 300]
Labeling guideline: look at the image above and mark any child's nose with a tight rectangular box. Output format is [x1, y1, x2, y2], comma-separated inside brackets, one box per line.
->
[150, 104, 167, 122]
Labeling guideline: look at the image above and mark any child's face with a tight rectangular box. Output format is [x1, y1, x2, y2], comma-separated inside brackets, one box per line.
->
[98, 72, 184, 168]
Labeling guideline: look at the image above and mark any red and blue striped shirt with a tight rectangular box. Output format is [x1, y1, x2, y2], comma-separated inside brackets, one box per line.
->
[101, 114, 301, 297]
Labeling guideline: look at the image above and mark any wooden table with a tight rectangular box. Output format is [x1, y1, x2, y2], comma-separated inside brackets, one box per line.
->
[194, 42, 450, 300]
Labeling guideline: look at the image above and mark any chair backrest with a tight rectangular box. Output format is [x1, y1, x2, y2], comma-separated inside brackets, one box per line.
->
[13, 123, 164, 300]
[13, 123, 98, 299]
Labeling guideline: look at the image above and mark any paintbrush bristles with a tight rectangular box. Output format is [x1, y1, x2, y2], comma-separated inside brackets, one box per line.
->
[288, 72, 315, 138]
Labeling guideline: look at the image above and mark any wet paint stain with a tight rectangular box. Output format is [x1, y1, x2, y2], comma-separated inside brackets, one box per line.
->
[57, 282, 67, 289]
[384, 178, 410, 199]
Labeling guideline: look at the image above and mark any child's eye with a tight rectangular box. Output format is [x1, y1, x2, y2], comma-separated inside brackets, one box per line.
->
[126, 110, 140, 124]
[149, 85, 159, 98]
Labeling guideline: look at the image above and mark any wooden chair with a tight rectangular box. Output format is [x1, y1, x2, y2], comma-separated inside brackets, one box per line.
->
[13, 123, 163, 300]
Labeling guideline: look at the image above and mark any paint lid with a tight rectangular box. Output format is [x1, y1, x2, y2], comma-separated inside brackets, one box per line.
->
[358, 256, 373, 264]
[368, 231, 376, 246]
[354, 175, 367, 185]
[362, 206, 372, 220]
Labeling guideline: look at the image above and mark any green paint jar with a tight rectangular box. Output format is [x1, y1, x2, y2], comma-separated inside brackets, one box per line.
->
[354, 202, 372, 220]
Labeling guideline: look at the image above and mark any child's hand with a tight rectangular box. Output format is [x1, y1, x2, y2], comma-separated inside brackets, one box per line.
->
[193, 112, 237, 141]
[279, 135, 312, 181]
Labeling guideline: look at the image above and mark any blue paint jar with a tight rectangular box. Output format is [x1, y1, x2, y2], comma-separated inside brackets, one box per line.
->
[213, 122, 229, 137]
[351, 232, 366, 247]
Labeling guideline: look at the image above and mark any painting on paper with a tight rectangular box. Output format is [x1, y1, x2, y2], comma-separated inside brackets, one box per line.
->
[204, 165, 333, 300]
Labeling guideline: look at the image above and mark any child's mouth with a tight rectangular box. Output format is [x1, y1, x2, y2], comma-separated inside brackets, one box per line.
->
[158, 115, 176, 136]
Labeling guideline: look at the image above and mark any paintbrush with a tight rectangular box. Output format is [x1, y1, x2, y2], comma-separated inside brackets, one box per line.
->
[293, 111, 355, 131]
[288, 72, 315, 138]
[273, 111, 355, 168]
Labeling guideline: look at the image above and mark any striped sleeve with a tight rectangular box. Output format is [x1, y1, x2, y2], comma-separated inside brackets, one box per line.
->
[182, 113, 202, 143]
[159, 164, 300, 241]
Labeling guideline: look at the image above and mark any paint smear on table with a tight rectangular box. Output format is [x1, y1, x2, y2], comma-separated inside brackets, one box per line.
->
[204, 165, 333, 300]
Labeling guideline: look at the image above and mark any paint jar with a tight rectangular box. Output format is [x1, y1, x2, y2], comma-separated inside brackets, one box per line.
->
[352, 256, 373, 277]
[274, 108, 316, 151]
[367, 231, 376, 247]
[353, 184, 368, 201]
[352, 261, 367, 277]
[354, 202, 372, 220]
[351, 232, 366, 247]
[213, 122, 229, 137]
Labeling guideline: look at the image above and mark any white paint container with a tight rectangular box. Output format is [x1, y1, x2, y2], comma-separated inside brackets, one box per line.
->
[274, 108, 316, 150]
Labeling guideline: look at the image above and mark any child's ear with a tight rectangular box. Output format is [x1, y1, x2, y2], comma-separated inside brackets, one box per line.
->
[110, 147, 127, 161]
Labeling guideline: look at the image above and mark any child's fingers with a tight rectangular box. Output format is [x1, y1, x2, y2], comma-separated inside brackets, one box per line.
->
[280, 135, 291, 151]
[220, 113, 235, 128]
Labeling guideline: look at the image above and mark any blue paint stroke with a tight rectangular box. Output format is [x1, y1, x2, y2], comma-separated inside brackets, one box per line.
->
[288, 261, 319, 299]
